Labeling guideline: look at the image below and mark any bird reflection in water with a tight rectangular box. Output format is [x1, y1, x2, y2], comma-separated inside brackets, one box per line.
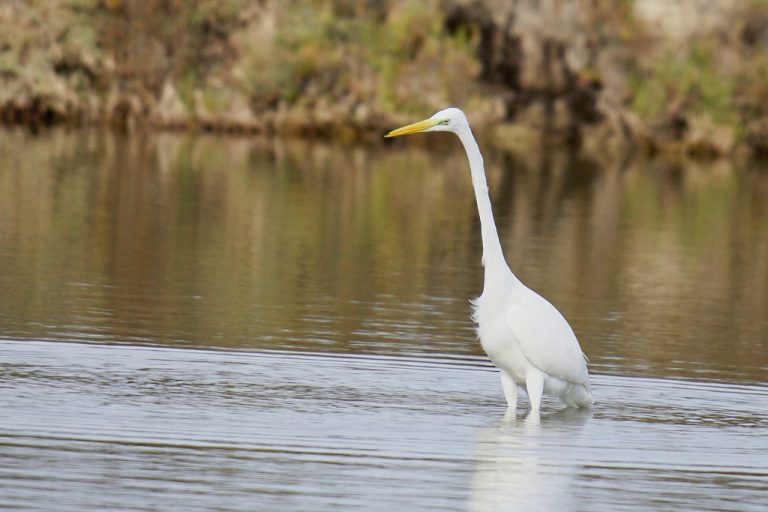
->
[470, 408, 592, 512]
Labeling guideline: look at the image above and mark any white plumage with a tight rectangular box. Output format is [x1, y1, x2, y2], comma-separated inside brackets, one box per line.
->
[386, 107, 593, 413]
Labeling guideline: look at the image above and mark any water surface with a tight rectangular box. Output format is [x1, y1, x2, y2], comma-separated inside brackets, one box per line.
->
[0, 129, 767, 510]
[1, 341, 766, 511]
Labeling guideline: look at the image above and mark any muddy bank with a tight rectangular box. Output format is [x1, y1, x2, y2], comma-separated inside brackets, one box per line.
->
[2, 1, 768, 156]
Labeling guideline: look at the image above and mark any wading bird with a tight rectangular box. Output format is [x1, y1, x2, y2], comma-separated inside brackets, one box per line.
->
[386, 108, 593, 413]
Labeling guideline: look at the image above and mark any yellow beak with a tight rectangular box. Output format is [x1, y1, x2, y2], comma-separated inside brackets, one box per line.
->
[384, 118, 439, 138]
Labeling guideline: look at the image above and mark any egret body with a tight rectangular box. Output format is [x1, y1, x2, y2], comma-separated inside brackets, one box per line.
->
[386, 108, 593, 413]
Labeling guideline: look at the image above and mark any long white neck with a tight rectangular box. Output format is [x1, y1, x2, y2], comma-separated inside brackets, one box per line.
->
[456, 127, 517, 291]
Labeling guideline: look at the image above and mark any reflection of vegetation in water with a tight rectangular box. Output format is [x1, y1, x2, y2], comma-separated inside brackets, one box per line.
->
[0, 130, 766, 382]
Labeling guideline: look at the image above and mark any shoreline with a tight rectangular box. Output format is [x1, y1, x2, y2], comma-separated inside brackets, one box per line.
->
[3, 114, 763, 168]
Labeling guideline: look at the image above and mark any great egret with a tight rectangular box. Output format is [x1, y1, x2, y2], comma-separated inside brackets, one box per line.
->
[386, 108, 593, 413]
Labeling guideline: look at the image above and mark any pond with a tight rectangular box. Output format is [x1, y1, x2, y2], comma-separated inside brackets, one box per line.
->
[0, 128, 766, 510]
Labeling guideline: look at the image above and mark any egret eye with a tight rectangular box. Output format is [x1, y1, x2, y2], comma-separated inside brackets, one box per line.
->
[441, 119, 450, 125]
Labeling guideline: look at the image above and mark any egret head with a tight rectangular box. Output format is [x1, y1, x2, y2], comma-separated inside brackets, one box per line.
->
[385, 107, 469, 138]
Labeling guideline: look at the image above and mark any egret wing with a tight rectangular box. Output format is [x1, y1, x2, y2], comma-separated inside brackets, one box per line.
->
[505, 292, 589, 385]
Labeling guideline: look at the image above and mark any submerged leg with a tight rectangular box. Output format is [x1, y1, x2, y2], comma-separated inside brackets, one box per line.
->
[526, 370, 544, 413]
[500, 371, 518, 409]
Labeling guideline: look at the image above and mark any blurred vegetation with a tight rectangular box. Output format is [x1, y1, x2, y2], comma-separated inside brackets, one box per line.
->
[3, 0, 768, 155]
[626, 1, 768, 156]
[235, 0, 483, 134]
[0, 0, 485, 136]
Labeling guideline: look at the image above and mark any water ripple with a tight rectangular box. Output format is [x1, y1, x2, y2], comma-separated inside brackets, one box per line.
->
[1, 340, 766, 511]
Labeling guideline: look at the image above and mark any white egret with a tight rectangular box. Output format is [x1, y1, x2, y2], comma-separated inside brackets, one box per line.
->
[386, 108, 593, 413]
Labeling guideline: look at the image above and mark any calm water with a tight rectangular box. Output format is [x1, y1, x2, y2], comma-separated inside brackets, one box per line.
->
[0, 128, 767, 510]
